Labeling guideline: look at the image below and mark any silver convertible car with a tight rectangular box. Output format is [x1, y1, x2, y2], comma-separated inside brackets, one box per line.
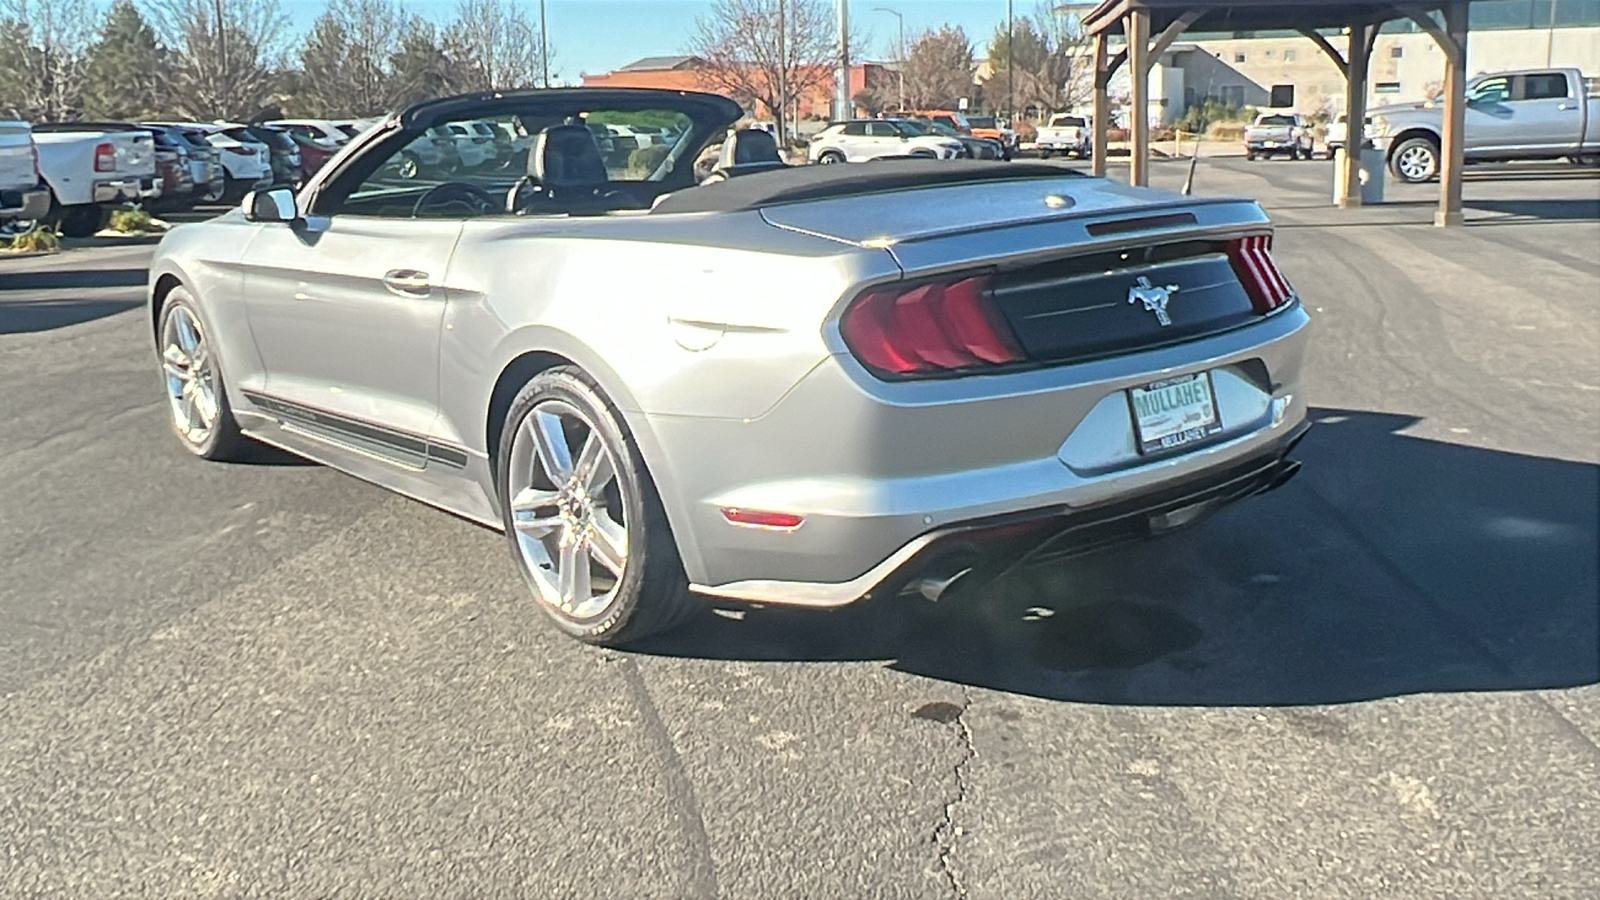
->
[148, 88, 1311, 646]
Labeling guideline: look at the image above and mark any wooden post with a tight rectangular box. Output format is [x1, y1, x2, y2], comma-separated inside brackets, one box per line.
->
[1340, 23, 1372, 208]
[1092, 32, 1110, 176]
[1126, 9, 1151, 186]
[1436, 1, 1468, 227]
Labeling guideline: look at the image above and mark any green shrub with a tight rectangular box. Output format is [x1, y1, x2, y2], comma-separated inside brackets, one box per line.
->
[627, 144, 672, 178]
[109, 207, 153, 233]
[2, 224, 61, 253]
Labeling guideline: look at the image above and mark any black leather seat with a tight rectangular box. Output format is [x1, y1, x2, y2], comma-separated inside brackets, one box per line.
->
[704, 128, 789, 183]
[532, 123, 610, 197]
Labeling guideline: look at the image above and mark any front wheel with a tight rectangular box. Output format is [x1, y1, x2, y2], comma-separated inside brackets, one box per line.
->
[1389, 137, 1440, 183]
[159, 287, 248, 460]
[816, 150, 845, 165]
[497, 367, 695, 646]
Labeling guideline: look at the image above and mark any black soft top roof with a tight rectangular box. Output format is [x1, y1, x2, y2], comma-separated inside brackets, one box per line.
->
[650, 160, 1084, 215]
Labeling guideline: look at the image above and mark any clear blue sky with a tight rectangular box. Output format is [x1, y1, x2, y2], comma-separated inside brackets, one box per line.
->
[280, 1, 1059, 81]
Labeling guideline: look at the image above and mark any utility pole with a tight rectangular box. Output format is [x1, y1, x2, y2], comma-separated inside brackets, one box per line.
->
[777, 0, 787, 141]
[540, 0, 549, 88]
[1007, 0, 1014, 123]
[215, 0, 227, 113]
[873, 7, 904, 112]
[836, 0, 851, 120]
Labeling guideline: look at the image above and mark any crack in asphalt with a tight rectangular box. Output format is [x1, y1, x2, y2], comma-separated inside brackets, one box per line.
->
[617, 655, 718, 899]
[934, 687, 976, 899]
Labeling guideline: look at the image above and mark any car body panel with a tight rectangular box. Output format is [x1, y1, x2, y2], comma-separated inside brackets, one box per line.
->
[0, 120, 49, 222]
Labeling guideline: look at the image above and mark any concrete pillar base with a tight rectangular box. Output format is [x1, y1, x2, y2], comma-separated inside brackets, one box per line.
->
[1338, 196, 1365, 209]
[1434, 209, 1465, 227]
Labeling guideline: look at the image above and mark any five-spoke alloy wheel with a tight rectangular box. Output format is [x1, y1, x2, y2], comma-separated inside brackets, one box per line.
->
[159, 288, 245, 459]
[497, 368, 693, 645]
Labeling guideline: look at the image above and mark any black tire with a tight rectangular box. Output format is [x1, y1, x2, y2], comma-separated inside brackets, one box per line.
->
[817, 150, 845, 165]
[1038, 149, 1053, 159]
[1246, 151, 1257, 161]
[56, 204, 103, 238]
[220, 175, 251, 205]
[158, 287, 249, 461]
[496, 367, 695, 646]
[1389, 136, 1440, 183]
[909, 149, 937, 159]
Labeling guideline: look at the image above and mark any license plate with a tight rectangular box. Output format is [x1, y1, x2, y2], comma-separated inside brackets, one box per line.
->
[1128, 372, 1222, 454]
[1263, 141, 1279, 147]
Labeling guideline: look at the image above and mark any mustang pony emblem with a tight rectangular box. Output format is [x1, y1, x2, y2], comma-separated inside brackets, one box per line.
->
[1127, 276, 1180, 326]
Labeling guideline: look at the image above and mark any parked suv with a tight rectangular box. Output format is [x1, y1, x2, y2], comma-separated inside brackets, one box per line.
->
[808, 119, 963, 163]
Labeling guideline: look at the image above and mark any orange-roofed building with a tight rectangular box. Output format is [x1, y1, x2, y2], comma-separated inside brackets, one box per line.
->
[583, 56, 892, 121]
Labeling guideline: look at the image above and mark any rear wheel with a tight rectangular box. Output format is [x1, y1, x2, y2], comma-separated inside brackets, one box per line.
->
[1038, 149, 1053, 159]
[54, 203, 103, 238]
[497, 367, 695, 646]
[158, 287, 248, 460]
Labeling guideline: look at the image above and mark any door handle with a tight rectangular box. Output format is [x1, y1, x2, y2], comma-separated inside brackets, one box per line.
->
[382, 269, 432, 297]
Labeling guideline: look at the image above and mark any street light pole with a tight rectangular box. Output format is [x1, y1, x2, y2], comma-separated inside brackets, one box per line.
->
[873, 7, 904, 112]
[1007, 0, 1014, 123]
[837, 0, 852, 121]
[539, 0, 549, 88]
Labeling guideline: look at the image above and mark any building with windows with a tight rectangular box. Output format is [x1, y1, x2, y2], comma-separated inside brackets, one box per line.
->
[1136, 0, 1600, 123]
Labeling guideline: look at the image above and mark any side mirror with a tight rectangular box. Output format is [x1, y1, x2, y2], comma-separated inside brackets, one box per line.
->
[244, 187, 296, 223]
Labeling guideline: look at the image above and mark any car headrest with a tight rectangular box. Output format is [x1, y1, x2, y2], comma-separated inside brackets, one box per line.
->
[531, 124, 608, 187]
[718, 128, 782, 168]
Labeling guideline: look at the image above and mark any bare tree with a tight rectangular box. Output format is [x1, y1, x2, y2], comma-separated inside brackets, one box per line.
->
[445, 0, 546, 92]
[685, 0, 836, 142]
[902, 25, 973, 111]
[148, 0, 290, 120]
[298, 0, 403, 116]
[984, 5, 1091, 118]
[0, 0, 95, 120]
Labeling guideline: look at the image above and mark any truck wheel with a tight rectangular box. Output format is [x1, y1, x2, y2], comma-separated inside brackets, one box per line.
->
[56, 205, 104, 238]
[1246, 151, 1257, 161]
[1038, 149, 1053, 159]
[1389, 137, 1440, 183]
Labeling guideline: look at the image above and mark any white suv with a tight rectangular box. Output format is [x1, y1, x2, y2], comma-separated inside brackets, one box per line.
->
[808, 119, 964, 164]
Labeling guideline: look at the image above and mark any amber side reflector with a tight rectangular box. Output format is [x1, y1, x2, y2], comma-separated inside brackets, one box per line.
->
[721, 508, 805, 529]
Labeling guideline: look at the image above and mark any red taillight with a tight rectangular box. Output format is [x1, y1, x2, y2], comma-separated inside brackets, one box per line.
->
[840, 274, 1024, 376]
[1227, 234, 1294, 313]
[721, 508, 805, 529]
[93, 141, 116, 172]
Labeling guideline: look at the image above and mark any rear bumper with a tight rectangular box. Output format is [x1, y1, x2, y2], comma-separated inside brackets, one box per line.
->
[93, 177, 155, 203]
[0, 185, 49, 220]
[672, 303, 1312, 602]
[693, 423, 1308, 606]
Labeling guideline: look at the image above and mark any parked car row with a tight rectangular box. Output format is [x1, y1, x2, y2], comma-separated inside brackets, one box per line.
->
[807, 117, 1009, 164]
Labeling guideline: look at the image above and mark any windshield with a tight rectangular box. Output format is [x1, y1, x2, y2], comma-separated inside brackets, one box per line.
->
[967, 116, 996, 128]
[890, 120, 932, 136]
[336, 124, 362, 138]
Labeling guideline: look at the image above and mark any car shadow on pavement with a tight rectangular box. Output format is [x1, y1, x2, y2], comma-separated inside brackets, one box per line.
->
[0, 267, 149, 291]
[0, 297, 143, 334]
[1465, 198, 1600, 221]
[636, 409, 1599, 707]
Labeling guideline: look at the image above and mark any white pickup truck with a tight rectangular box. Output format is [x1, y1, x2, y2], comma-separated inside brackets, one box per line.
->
[1371, 67, 1600, 182]
[1034, 113, 1092, 159]
[0, 120, 51, 231]
[30, 122, 160, 237]
[1243, 112, 1314, 160]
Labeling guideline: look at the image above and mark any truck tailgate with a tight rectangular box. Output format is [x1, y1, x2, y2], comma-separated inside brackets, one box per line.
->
[0, 121, 35, 191]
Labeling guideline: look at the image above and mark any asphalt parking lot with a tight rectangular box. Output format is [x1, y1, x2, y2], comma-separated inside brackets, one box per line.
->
[1, 157, 1596, 898]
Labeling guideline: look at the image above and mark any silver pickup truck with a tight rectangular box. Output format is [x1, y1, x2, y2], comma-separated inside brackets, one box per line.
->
[1371, 67, 1600, 182]
[0, 120, 51, 230]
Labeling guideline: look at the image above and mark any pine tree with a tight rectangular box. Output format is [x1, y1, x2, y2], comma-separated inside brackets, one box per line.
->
[80, 1, 170, 119]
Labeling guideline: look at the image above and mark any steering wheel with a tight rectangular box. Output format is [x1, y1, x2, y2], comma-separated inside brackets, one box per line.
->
[411, 181, 499, 217]
[505, 175, 539, 214]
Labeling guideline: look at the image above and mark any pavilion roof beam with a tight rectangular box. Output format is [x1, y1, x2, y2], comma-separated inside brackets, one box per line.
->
[1297, 28, 1348, 77]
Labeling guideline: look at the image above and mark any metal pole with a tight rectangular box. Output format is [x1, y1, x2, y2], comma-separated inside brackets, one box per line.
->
[837, 0, 851, 120]
[778, 0, 787, 140]
[1007, 0, 1014, 122]
[540, 0, 549, 88]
